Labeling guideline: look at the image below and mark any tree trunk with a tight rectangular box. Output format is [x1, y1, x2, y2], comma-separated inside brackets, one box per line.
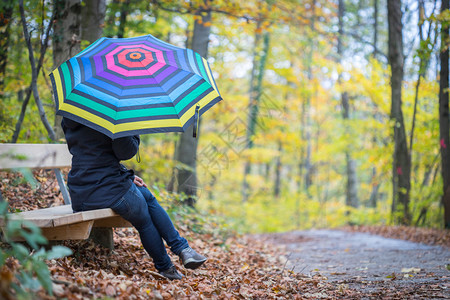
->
[117, 0, 130, 38]
[338, 0, 359, 209]
[0, 1, 14, 136]
[387, 0, 411, 224]
[81, 0, 106, 43]
[19, 0, 56, 141]
[369, 167, 379, 208]
[0, 1, 13, 93]
[242, 28, 270, 202]
[373, 0, 378, 59]
[411, 0, 434, 153]
[369, 0, 380, 204]
[274, 142, 282, 198]
[242, 21, 262, 202]
[52, 0, 82, 141]
[11, 4, 55, 143]
[439, 0, 450, 229]
[175, 1, 212, 207]
[304, 0, 316, 194]
[346, 152, 359, 207]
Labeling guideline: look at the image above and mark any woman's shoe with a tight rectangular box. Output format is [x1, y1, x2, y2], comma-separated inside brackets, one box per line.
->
[179, 247, 207, 269]
[159, 265, 183, 280]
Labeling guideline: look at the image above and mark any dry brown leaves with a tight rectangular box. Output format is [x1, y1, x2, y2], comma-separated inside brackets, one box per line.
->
[1, 170, 349, 299]
[1, 170, 66, 212]
[41, 230, 351, 299]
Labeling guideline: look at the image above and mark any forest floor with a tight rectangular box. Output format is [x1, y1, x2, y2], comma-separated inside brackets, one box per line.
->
[1, 169, 450, 299]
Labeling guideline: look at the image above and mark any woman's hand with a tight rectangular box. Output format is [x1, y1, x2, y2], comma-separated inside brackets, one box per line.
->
[133, 175, 148, 187]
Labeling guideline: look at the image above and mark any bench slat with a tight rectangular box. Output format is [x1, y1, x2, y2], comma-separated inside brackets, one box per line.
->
[0, 205, 131, 228]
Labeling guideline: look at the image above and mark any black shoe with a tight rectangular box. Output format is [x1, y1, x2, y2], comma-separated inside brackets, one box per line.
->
[179, 247, 207, 269]
[159, 265, 183, 280]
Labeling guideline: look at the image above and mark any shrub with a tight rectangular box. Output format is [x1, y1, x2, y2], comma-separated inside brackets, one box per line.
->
[0, 201, 72, 299]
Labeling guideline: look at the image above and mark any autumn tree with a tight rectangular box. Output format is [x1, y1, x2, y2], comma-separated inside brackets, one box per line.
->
[440, 0, 450, 229]
[387, 0, 411, 224]
[0, 1, 14, 94]
[242, 18, 271, 202]
[52, 0, 82, 140]
[0, 0, 14, 140]
[338, 0, 359, 210]
[173, 0, 212, 206]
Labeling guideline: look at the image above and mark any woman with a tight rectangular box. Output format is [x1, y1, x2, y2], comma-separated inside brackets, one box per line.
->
[62, 118, 206, 280]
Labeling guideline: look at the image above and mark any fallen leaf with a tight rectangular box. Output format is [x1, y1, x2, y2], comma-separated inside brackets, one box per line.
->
[401, 268, 421, 273]
[105, 285, 116, 297]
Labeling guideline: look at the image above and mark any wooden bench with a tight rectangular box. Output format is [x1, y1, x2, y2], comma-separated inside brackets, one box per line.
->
[0, 143, 131, 244]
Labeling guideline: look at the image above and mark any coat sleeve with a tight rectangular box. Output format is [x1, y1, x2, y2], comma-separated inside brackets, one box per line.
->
[111, 135, 140, 160]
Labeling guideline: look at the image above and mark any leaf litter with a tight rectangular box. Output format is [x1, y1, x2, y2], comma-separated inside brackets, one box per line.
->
[1, 170, 449, 299]
[1, 170, 350, 299]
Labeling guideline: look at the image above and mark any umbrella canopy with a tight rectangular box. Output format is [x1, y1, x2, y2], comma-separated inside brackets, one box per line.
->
[49, 34, 222, 139]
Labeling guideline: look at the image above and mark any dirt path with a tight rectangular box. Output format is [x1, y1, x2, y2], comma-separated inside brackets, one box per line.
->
[265, 229, 450, 298]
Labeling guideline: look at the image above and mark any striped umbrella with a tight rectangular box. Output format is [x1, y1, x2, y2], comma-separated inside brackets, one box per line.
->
[49, 34, 222, 139]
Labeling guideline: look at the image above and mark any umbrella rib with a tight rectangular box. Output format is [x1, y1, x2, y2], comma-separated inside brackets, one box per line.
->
[139, 55, 183, 130]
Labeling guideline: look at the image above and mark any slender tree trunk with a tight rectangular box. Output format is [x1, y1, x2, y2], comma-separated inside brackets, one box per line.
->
[304, 96, 312, 192]
[242, 29, 270, 202]
[304, 0, 316, 194]
[346, 152, 359, 207]
[439, 0, 450, 229]
[19, 0, 56, 141]
[175, 1, 212, 207]
[52, 0, 81, 141]
[338, 0, 359, 209]
[11, 10, 55, 144]
[411, 0, 434, 153]
[0, 1, 13, 93]
[274, 142, 282, 198]
[369, 168, 380, 207]
[373, 0, 378, 59]
[388, 0, 411, 224]
[242, 21, 262, 202]
[0, 1, 14, 138]
[369, 0, 380, 205]
[117, 0, 130, 38]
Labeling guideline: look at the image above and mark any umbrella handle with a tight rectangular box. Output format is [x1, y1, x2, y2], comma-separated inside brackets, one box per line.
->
[193, 105, 200, 138]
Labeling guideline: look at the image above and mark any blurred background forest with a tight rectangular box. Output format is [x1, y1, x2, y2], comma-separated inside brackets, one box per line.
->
[1, 0, 450, 233]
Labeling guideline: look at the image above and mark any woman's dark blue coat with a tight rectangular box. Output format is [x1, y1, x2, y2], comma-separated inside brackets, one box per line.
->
[61, 118, 140, 212]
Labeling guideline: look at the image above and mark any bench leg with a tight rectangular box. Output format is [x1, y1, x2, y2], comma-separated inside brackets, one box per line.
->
[89, 227, 114, 250]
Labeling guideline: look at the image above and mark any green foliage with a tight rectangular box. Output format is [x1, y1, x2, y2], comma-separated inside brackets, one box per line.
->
[149, 187, 237, 242]
[0, 202, 72, 299]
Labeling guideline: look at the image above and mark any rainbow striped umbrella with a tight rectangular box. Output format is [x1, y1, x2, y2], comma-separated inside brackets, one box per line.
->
[49, 34, 222, 139]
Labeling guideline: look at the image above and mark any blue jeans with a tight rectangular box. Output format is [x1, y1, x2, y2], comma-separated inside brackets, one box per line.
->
[110, 183, 189, 271]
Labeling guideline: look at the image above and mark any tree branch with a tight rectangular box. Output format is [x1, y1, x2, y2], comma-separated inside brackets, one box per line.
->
[151, 0, 254, 22]
[12, 4, 55, 143]
[343, 30, 388, 61]
[18, 0, 56, 142]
